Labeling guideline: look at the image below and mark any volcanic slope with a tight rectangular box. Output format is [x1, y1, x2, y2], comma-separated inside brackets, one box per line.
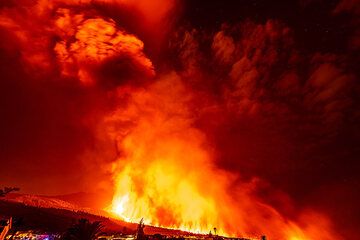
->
[0, 194, 204, 236]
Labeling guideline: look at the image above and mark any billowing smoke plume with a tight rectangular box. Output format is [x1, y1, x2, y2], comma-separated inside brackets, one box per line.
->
[0, 0, 359, 239]
[0, 0, 169, 194]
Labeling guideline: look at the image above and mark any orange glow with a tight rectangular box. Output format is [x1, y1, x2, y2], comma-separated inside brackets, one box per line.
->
[0, 1, 346, 239]
[54, 12, 154, 85]
[105, 74, 341, 239]
[114, 0, 176, 24]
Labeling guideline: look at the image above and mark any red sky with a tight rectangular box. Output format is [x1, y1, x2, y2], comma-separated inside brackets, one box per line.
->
[0, 0, 359, 239]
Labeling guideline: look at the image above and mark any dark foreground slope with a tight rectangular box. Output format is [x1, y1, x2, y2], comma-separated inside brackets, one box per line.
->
[0, 199, 197, 236]
[0, 199, 134, 233]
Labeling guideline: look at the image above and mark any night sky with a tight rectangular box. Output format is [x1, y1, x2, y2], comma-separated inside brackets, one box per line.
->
[0, 0, 359, 239]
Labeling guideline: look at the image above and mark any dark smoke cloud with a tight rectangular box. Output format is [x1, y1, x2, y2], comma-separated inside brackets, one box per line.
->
[0, 0, 163, 194]
[0, 0, 359, 238]
[333, 0, 360, 51]
[168, 16, 360, 238]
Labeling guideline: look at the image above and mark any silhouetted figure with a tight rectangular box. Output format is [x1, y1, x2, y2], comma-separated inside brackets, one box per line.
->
[261, 236, 266, 240]
[136, 218, 145, 240]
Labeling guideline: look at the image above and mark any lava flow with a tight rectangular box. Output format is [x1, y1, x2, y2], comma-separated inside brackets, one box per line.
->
[106, 75, 339, 240]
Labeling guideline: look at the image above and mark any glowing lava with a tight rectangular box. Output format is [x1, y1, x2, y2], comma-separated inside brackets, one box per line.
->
[106, 75, 340, 240]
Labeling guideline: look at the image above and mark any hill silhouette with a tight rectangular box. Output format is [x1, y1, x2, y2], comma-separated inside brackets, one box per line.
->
[0, 195, 200, 236]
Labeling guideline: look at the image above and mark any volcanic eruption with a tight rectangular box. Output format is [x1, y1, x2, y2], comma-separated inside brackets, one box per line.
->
[1, 0, 359, 239]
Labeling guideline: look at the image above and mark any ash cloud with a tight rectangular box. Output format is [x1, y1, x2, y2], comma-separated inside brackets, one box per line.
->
[168, 17, 360, 238]
[0, 0, 359, 239]
[0, 0, 161, 194]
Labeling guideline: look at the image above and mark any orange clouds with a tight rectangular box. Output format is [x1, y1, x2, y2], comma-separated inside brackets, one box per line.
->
[0, 1, 359, 239]
[100, 71, 344, 239]
[305, 58, 355, 127]
[0, 0, 158, 194]
[113, 0, 177, 25]
[0, 0, 155, 86]
[54, 12, 154, 85]
[212, 30, 235, 65]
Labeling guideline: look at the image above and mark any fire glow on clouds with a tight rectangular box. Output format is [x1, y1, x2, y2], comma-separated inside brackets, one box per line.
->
[1, 0, 359, 239]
